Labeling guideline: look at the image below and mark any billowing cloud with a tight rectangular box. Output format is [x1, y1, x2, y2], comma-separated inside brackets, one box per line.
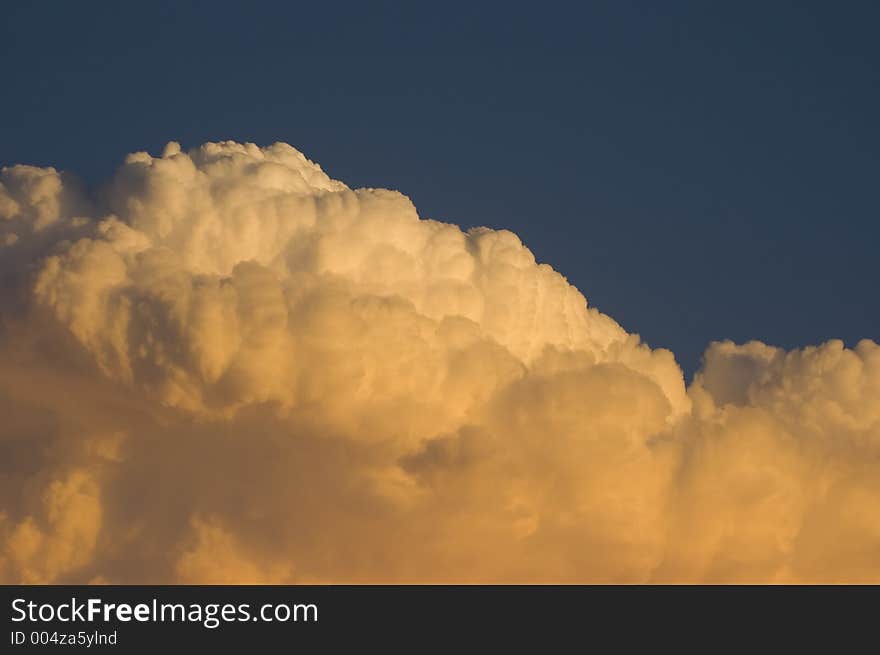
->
[0, 141, 877, 583]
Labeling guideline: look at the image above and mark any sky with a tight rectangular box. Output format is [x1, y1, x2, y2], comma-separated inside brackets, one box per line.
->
[2, 1, 877, 377]
[2, 3, 880, 585]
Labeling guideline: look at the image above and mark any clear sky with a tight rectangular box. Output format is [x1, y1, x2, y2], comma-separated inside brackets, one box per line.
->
[2, 0, 877, 376]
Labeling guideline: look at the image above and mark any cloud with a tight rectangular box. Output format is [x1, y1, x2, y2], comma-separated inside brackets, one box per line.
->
[0, 141, 877, 582]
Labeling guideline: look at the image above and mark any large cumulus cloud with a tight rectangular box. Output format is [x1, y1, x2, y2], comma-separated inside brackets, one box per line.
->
[0, 141, 877, 583]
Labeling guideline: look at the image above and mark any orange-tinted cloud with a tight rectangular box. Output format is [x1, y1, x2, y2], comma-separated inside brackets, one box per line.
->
[0, 142, 877, 583]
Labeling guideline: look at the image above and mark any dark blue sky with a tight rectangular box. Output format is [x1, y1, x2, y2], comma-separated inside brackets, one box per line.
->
[2, 1, 877, 376]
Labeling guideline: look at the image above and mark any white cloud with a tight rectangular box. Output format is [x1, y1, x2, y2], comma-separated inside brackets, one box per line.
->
[0, 142, 876, 582]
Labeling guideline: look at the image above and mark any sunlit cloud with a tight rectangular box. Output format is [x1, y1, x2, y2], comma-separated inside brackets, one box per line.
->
[1, 142, 877, 583]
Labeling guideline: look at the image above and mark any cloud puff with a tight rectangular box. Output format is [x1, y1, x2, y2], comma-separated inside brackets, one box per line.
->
[0, 141, 877, 583]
